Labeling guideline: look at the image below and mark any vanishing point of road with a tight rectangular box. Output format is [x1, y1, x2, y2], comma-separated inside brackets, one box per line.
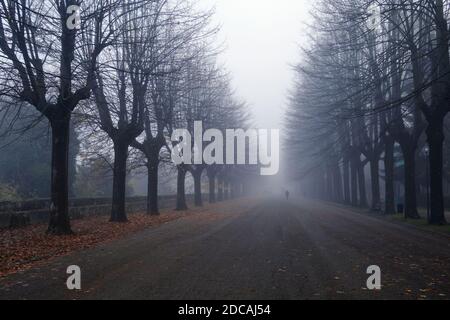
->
[1, 198, 450, 300]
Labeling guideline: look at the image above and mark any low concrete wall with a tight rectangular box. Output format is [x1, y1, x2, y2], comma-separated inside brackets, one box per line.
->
[0, 195, 183, 229]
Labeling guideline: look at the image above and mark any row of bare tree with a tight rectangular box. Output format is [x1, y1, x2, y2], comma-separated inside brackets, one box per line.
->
[286, 0, 450, 225]
[0, 0, 251, 235]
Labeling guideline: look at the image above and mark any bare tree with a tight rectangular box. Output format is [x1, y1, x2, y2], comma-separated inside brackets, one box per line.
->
[0, 0, 126, 234]
[131, 0, 217, 215]
[286, 0, 450, 225]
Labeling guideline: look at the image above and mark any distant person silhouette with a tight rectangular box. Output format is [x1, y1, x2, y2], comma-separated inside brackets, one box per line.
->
[285, 190, 290, 200]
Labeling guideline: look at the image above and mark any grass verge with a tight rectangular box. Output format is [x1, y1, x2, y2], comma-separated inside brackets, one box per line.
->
[388, 214, 450, 235]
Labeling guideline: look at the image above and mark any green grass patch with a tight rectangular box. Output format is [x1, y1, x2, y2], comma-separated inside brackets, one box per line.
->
[390, 214, 450, 234]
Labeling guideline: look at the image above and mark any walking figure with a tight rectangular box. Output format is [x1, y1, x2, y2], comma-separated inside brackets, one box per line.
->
[285, 190, 290, 200]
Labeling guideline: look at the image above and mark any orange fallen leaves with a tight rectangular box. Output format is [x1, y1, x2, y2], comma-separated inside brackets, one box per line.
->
[0, 211, 191, 278]
[0, 198, 256, 279]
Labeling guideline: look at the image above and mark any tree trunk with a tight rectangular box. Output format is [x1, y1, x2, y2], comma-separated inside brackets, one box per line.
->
[193, 170, 203, 207]
[333, 163, 344, 203]
[208, 173, 216, 203]
[369, 157, 381, 211]
[230, 181, 236, 199]
[47, 113, 72, 235]
[238, 183, 243, 197]
[111, 141, 128, 222]
[243, 180, 250, 196]
[326, 167, 333, 200]
[176, 167, 188, 211]
[351, 156, 358, 207]
[343, 157, 351, 204]
[317, 171, 325, 199]
[224, 182, 229, 200]
[402, 146, 420, 219]
[358, 161, 368, 208]
[427, 119, 447, 224]
[384, 137, 396, 215]
[147, 159, 159, 215]
[218, 177, 224, 201]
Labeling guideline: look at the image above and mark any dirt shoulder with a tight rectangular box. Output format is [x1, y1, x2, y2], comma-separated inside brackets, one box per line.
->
[0, 199, 253, 278]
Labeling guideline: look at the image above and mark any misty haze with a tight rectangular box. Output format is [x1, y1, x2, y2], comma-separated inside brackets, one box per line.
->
[0, 0, 450, 304]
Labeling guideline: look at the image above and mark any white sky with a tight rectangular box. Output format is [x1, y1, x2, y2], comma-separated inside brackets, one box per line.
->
[200, 0, 312, 129]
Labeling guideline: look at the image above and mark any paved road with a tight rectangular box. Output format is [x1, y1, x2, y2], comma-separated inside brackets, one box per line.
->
[1, 198, 450, 300]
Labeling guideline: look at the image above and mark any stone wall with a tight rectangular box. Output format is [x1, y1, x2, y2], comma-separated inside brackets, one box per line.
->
[0, 196, 182, 229]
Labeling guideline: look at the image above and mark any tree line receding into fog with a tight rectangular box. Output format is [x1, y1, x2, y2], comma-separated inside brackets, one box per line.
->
[0, 0, 253, 235]
[286, 0, 450, 225]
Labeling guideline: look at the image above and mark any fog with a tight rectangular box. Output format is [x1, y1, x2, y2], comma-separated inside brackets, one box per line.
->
[201, 0, 312, 129]
[2, 0, 450, 301]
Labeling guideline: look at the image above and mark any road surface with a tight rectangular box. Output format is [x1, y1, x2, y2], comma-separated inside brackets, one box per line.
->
[1, 198, 450, 300]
